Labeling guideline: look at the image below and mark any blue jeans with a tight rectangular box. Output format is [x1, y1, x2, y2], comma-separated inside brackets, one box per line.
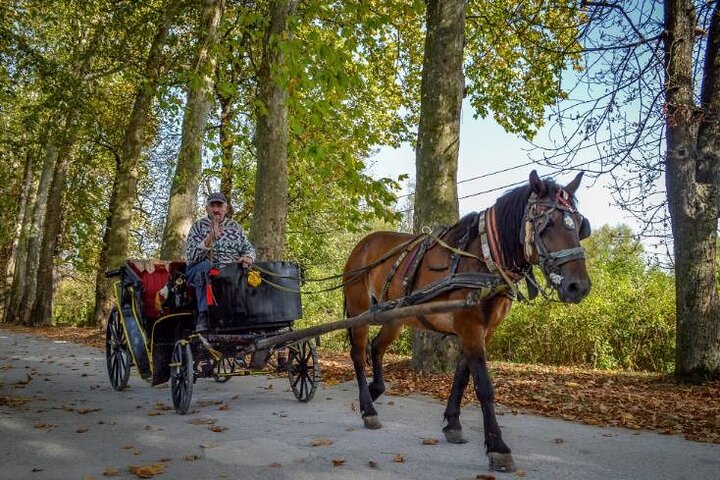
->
[186, 260, 211, 313]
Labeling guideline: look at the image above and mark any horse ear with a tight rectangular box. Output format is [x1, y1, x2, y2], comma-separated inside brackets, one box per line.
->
[565, 171, 584, 196]
[579, 216, 591, 240]
[529, 170, 547, 196]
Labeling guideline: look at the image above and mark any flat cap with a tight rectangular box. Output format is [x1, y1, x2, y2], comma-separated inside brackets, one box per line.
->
[206, 192, 227, 205]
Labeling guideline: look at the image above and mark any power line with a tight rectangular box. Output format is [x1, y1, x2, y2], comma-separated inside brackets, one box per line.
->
[395, 130, 654, 199]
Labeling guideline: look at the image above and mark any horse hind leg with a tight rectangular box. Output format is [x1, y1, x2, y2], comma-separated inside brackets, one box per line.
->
[442, 355, 470, 444]
[349, 324, 382, 430]
[368, 323, 403, 401]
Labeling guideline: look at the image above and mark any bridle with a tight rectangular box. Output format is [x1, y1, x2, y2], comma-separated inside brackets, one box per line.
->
[522, 189, 586, 286]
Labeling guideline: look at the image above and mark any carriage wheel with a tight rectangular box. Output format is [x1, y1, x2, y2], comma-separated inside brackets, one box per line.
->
[214, 356, 235, 383]
[105, 308, 131, 391]
[170, 340, 194, 414]
[287, 340, 319, 402]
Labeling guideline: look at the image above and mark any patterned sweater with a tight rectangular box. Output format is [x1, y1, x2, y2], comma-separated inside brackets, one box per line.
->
[185, 217, 256, 266]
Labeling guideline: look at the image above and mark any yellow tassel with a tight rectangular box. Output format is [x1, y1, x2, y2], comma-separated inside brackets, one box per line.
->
[248, 270, 262, 288]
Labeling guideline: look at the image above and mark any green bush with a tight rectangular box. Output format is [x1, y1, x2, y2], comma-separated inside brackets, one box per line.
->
[488, 225, 676, 372]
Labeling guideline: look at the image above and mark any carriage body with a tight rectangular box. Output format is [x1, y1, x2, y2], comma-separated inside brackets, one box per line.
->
[105, 259, 317, 412]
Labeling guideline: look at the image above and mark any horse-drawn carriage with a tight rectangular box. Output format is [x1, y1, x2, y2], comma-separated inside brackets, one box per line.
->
[103, 171, 592, 473]
[105, 260, 319, 414]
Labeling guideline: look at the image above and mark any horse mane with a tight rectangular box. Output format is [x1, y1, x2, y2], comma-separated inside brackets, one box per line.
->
[437, 176, 572, 272]
[493, 177, 565, 271]
[442, 212, 480, 248]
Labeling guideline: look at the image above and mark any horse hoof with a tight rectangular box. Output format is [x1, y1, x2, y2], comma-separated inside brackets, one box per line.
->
[363, 415, 382, 430]
[488, 452, 516, 472]
[443, 428, 468, 444]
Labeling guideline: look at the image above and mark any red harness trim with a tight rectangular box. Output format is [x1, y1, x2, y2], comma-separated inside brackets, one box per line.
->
[486, 207, 505, 268]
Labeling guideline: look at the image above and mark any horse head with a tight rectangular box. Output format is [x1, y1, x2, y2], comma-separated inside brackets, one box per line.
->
[522, 170, 592, 303]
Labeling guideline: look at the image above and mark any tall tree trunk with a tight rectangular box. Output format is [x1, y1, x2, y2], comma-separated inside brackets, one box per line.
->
[411, 0, 465, 373]
[91, 0, 182, 328]
[1, 150, 35, 320]
[249, 0, 299, 261]
[9, 140, 57, 325]
[29, 121, 79, 326]
[160, 0, 225, 260]
[664, 0, 720, 381]
[217, 87, 235, 217]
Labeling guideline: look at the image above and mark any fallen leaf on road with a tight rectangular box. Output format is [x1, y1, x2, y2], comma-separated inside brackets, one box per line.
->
[103, 467, 120, 476]
[34, 423, 58, 429]
[475, 474, 495, 480]
[128, 463, 166, 478]
[393, 454, 405, 463]
[187, 417, 216, 425]
[332, 459, 345, 467]
[184, 455, 200, 461]
[209, 425, 227, 432]
[218, 404, 229, 411]
[553, 438, 564, 444]
[268, 463, 282, 468]
[77, 408, 101, 414]
[76, 428, 89, 433]
[368, 461, 378, 468]
[422, 438, 439, 445]
[0, 395, 32, 406]
[309, 438, 334, 447]
[515, 470, 526, 477]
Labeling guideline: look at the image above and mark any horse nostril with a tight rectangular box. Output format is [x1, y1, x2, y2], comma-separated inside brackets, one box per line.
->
[567, 282, 579, 293]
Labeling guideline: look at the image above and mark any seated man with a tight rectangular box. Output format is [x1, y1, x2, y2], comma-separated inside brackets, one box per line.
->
[185, 192, 255, 332]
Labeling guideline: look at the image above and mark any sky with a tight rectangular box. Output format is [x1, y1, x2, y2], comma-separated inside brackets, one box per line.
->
[369, 101, 641, 235]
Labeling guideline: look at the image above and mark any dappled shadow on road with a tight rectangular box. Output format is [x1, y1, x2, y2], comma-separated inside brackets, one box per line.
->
[5, 324, 719, 445]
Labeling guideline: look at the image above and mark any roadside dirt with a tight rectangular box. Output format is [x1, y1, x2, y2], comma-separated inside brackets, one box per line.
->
[4, 324, 719, 445]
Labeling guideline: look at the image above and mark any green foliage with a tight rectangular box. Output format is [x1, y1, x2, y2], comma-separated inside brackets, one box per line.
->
[465, 0, 584, 138]
[53, 270, 95, 326]
[489, 225, 676, 372]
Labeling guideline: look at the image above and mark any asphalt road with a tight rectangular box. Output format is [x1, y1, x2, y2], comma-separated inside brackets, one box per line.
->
[1, 329, 718, 480]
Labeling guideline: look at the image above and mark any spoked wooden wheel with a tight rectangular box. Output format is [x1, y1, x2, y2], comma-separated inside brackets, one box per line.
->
[170, 340, 194, 414]
[287, 340, 319, 402]
[106, 308, 131, 391]
[214, 356, 235, 383]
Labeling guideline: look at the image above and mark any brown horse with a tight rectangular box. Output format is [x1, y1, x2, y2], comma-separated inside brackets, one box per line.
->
[343, 170, 592, 472]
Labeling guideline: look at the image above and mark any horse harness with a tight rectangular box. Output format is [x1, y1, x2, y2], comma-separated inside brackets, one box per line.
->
[522, 189, 587, 286]
[376, 188, 587, 312]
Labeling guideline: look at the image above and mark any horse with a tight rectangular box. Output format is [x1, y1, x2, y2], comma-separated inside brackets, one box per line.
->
[342, 170, 592, 472]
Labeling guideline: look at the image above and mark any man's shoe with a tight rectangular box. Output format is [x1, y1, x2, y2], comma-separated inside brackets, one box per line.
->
[196, 312, 209, 333]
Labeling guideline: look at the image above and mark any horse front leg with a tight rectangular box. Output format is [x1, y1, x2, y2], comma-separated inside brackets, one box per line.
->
[469, 352, 516, 472]
[442, 355, 470, 444]
[349, 325, 382, 429]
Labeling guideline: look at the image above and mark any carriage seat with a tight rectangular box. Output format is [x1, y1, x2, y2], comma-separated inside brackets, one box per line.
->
[126, 260, 189, 319]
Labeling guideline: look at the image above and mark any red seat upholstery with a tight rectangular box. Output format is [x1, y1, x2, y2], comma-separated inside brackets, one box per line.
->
[126, 261, 172, 319]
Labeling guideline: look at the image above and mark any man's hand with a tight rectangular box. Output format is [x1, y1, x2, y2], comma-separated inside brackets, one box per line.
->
[204, 217, 223, 248]
[238, 256, 253, 268]
[211, 216, 223, 238]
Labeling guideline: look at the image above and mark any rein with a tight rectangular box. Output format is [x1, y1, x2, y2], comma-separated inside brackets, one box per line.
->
[250, 187, 586, 303]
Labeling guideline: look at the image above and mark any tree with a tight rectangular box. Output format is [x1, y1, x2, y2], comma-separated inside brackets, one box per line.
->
[249, 0, 300, 261]
[411, 0, 465, 372]
[91, 0, 183, 327]
[410, 0, 585, 372]
[160, 0, 225, 260]
[540, 1, 720, 381]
